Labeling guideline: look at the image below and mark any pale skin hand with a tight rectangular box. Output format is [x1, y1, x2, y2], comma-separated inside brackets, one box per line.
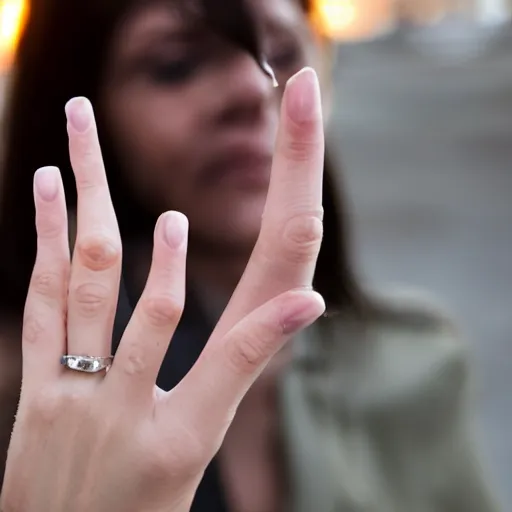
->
[0, 67, 325, 512]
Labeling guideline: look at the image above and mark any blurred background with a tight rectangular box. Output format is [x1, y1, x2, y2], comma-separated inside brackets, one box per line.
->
[0, 0, 511, 507]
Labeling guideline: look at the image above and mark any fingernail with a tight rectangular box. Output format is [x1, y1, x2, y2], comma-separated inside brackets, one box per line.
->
[285, 67, 320, 124]
[65, 97, 93, 133]
[162, 211, 188, 249]
[34, 166, 60, 202]
[282, 291, 325, 335]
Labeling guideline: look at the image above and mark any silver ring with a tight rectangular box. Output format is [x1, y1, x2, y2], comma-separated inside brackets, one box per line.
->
[60, 355, 113, 373]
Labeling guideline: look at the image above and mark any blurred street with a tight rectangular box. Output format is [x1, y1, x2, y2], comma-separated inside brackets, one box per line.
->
[331, 26, 512, 507]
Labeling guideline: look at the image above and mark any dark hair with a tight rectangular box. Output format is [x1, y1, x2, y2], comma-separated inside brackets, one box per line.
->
[0, 0, 368, 322]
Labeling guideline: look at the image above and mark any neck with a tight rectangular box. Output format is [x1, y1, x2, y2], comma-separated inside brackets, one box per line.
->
[123, 235, 252, 302]
[187, 247, 249, 299]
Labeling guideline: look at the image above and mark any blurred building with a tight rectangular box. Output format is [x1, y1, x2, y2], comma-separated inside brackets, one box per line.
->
[312, 0, 512, 42]
[0, 0, 511, 72]
[395, 0, 457, 24]
[474, 0, 512, 22]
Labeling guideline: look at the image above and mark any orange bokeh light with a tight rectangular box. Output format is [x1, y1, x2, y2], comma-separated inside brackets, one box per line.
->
[310, 0, 395, 40]
[0, 0, 27, 71]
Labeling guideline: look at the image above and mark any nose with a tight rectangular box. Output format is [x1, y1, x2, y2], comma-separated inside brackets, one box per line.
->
[208, 53, 276, 128]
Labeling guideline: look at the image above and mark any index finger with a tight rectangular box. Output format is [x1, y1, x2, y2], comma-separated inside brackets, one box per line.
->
[213, 67, 324, 339]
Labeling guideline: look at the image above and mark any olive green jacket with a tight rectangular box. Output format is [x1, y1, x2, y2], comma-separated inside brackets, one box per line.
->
[280, 289, 501, 512]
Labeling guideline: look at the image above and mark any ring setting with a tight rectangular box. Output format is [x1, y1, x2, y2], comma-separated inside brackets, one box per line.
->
[60, 355, 113, 373]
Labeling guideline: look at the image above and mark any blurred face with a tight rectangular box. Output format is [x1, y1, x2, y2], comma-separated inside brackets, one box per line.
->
[101, 0, 321, 252]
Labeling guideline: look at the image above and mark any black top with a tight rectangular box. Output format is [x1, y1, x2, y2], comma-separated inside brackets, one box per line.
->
[113, 278, 229, 512]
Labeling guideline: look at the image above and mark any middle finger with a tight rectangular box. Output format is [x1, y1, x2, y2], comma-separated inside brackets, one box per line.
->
[65, 98, 122, 359]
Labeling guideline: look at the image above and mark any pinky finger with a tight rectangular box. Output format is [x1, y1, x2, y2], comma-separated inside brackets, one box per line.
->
[23, 167, 70, 384]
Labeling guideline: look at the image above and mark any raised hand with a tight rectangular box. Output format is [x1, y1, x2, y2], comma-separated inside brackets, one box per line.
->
[0, 67, 325, 512]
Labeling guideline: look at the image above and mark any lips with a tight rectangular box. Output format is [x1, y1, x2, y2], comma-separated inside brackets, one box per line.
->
[199, 147, 273, 188]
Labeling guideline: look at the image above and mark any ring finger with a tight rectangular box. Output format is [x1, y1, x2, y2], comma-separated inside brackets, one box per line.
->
[65, 97, 122, 360]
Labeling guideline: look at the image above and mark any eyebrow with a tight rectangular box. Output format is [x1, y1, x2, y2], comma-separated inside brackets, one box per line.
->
[137, 28, 203, 49]
[260, 8, 308, 39]
[118, 5, 204, 56]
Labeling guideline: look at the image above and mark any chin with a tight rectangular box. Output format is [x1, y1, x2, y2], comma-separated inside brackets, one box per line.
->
[229, 201, 265, 240]
[218, 216, 262, 250]
[190, 214, 262, 256]
[189, 194, 266, 251]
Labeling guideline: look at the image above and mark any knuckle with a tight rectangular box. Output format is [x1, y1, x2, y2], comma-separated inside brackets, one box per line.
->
[172, 440, 207, 476]
[140, 295, 183, 329]
[142, 446, 201, 484]
[71, 282, 111, 318]
[284, 135, 318, 162]
[27, 389, 69, 426]
[22, 314, 47, 345]
[22, 386, 95, 434]
[149, 428, 208, 479]
[141, 450, 172, 483]
[76, 234, 121, 271]
[282, 212, 323, 263]
[75, 174, 98, 191]
[79, 147, 96, 166]
[140, 437, 177, 483]
[119, 342, 147, 377]
[60, 390, 90, 416]
[72, 148, 102, 190]
[37, 210, 65, 239]
[224, 327, 277, 376]
[29, 393, 58, 425]
[30, 270, 64, 300]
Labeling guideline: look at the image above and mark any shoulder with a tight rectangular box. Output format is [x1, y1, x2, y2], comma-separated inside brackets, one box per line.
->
[363, 284, 466, 369]
[367, 285, 469, 387]
[323, 284, 463, 359]
[368, 284, 459, 336]
[312, 286, 471, 415]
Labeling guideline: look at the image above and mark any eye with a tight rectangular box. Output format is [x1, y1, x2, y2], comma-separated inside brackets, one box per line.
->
[266, 34, 304, 73]
[146, 57, 200, 84]
[269, 44, 302, 70]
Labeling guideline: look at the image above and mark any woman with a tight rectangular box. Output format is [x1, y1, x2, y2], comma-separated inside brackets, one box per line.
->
[1, 74, 327, 512]
[0, 0, 501, 510]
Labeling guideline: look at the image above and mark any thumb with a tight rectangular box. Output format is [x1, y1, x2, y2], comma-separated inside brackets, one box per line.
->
[167, 289, 325, 441]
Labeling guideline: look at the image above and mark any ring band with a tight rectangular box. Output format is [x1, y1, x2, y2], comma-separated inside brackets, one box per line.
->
[61, 355, 113, 373]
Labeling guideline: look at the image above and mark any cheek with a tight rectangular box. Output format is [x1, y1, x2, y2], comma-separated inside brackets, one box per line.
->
[103, 90, 199, 211]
